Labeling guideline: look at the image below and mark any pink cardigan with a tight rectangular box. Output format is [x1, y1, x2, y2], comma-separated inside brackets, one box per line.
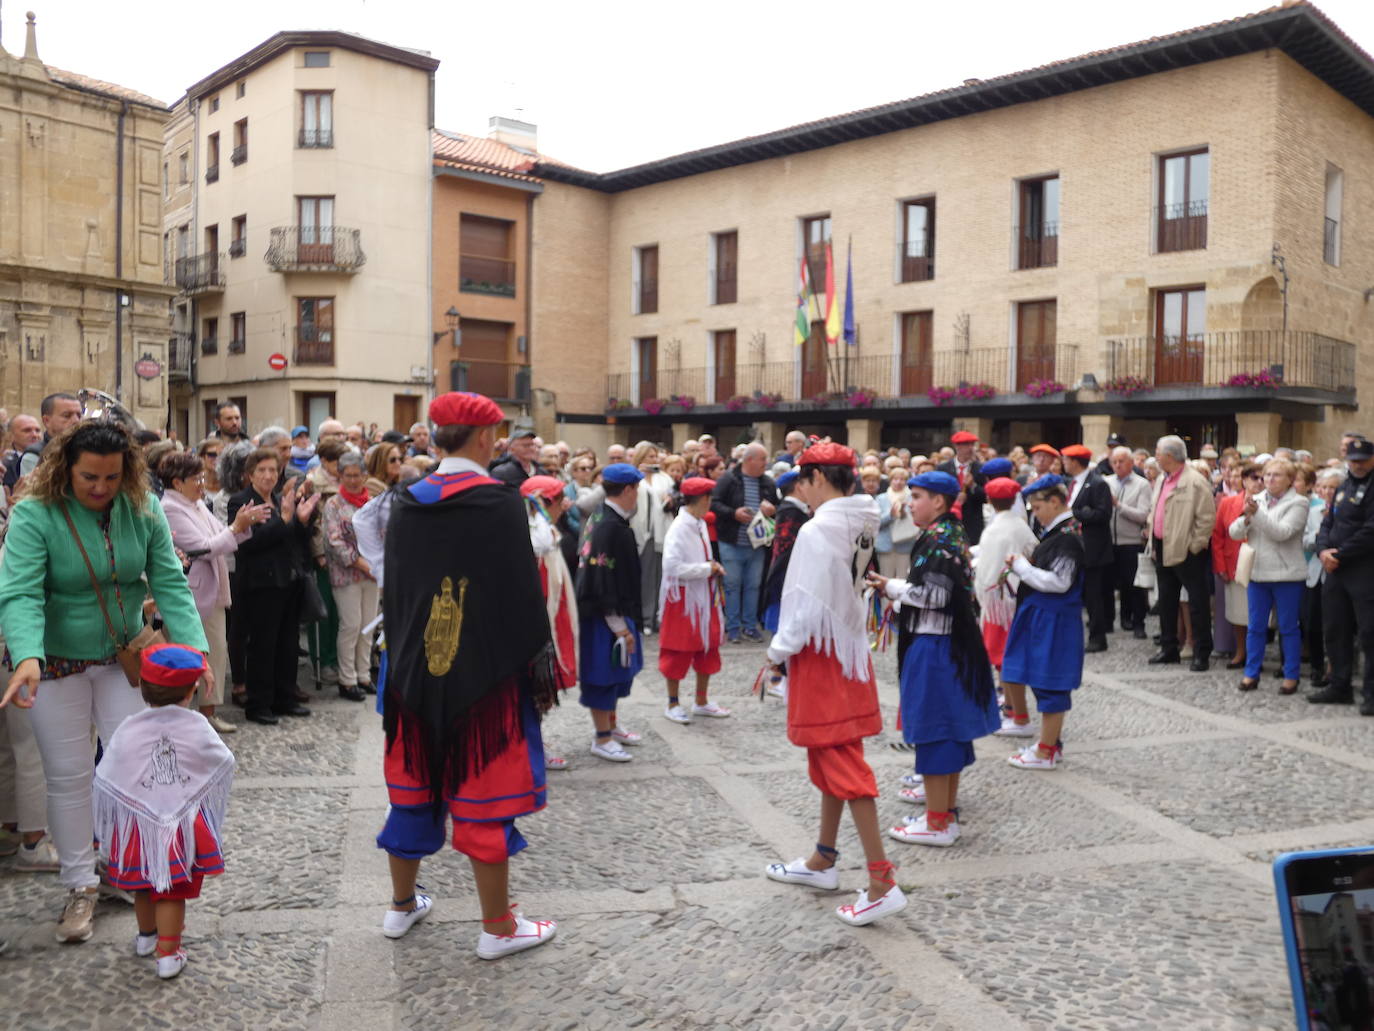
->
[159, 489, 249, 612]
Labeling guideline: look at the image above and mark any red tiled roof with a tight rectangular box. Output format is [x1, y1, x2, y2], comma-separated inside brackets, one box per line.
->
[46, 66, 167, 109]
[432, 130, 541, 183]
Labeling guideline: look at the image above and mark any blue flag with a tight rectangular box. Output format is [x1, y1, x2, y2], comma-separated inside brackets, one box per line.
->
[842, 238, 856, 347]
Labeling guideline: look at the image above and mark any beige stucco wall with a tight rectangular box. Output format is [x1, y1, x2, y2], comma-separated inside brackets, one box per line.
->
[186, 45, 433, 436]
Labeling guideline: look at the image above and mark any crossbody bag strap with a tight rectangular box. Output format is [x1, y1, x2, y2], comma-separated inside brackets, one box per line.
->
[59, 501, 126, 649]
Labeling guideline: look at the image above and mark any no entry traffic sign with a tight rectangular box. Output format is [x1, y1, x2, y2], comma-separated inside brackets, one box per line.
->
[268, 353, 288, 372]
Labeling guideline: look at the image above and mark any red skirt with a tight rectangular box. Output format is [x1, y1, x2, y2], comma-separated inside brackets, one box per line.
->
[103, 813, 223, 900]
[982, 621, 1009, 669]
[786, 646, 881, 748]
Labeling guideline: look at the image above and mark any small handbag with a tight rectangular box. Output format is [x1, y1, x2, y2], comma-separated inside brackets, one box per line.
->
[890, 502, 919, 545]
[1235, 541, 1257, 588]
[60, 502, 163, 687]
[299, 570, 329, 624]
[747, 510, 775, 549]
[1133, 550, 1156, 589]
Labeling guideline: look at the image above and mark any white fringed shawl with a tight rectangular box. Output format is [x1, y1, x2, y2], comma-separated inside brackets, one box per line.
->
[93, 705, 235, 892]
[657, 509, 716, 650]
[767, 493, 879, 680]
[528, 505, 579, 672]
[972, 509, 1040, 629]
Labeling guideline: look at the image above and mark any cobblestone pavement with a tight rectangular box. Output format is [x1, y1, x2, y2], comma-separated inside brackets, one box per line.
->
[3, 628, 1370, 1030]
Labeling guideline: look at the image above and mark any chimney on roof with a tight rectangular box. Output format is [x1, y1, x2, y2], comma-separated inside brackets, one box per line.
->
[488, 115, 537, 154]
[23, 10, 40, 62]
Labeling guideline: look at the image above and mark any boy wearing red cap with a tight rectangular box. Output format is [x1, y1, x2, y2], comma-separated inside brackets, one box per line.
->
[763, 442, 906, 926]
[658, 477, 730, 724]
[939, 431, 986, 544]
[977, 477, 1040, 697]
[378, 391, 559, 960]
[94, 644, 234, 980]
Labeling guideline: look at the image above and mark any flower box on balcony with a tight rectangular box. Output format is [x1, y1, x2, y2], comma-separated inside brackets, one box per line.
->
[725, 395, 750, 412]
[1024, 379, 1066, 399]
[1103, 375, 1152, 398]
[642, 398, 666, 416]
[755, 391, 783, 410]
[846, 388, 878, 409]
[669, 394, 697, 412]
[1222, 370, 1283, 389]
[605, 398, 633, 412]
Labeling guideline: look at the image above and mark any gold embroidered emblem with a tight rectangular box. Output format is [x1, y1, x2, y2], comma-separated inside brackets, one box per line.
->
[424, 576, 466, 676]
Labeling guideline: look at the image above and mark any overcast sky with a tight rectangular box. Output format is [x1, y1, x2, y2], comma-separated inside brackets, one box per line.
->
[12, 0, 1374, 171]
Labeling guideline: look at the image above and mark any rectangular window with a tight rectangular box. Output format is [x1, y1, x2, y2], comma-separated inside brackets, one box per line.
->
[230, 215, 246, 257]
[633, 245, 658, 315]
[712, 231, 737, 304]
[202, 316, 219, 355]
[235, 81, 246, 99]
[209, 95, 219, 113]
[231, 119, 248, 165]
[1154, 286, 1205, 385]
[899, 311, 933, 394]
[303, 51, 330, 68]
[1324, 165, 1342, 266]
[178, 152, 189, 184]
[636, 336, 658, 401]
[1016, 176, 1059, 269]
[713, 330, 737, 400]
[900, 199, 936, 283]
[297, 196, 336, 262]
[300, 91, 334, 148]
[1157, 149, 1209, 252]
[205, 133, 220, 183]
[459, 214, 516, 297]
[229, 312, 246, 354]
[301, 392, 335, 434]
[295, 297, 335, 365]
[802, 215, 831, 293]
[1015, 299, 1058, 391]
[460, 320, 516, 398]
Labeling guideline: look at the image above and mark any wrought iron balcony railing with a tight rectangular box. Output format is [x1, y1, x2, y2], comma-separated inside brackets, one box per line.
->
[1155, 200, 1208, 253]
[205, 164, 219, 184]
[230, 144, 247, 166]
[168, 333, 194, 379]
[298, 128, 333, 149]
[459, 255, 516, 298]
[1015, 222, 1058, 269]
[175, 252, 225, 294]
[228, 238, 246, 258]
[1105, 330, 1355, 394]
[265, 226, 365, 273]
[200, 336, 218, 356]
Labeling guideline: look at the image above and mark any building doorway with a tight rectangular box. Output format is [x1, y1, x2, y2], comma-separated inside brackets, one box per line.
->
[393, 395, 419, 436]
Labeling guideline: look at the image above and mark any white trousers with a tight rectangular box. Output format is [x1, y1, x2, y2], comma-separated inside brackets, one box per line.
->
[194, 604, 228, 708]
[333, 579, 378, 687]
[27, 663, 145, 889]
[0, 703, 48, 833]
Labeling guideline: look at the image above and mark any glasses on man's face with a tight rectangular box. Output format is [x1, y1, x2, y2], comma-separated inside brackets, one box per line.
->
[203, 452, 220, 460]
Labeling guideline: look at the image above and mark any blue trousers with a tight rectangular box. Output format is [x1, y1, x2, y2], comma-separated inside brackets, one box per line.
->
[719, 540, 765, 637]
[1245, 579, 1303, 680]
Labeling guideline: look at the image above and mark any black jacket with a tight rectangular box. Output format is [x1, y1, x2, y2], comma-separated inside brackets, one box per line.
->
[1316, 469, 1374, 567]
[228, 487, 310, 591]
[1070, 471, 1114, 567]
[488, 456, 531, 488]
[709, 468, 778, 547]
[936, 459, 986, 545]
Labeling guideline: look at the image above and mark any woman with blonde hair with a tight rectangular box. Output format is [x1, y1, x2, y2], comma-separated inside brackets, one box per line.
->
[364, 442, 403, 499]
[629, 441, 673, 634]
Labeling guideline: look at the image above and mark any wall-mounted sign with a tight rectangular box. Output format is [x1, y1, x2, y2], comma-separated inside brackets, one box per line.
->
[134, 355, 161, 380]
[268, 353, 288, 372]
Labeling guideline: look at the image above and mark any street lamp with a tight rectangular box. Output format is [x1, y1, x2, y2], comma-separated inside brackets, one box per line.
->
[438, 306, 466, 391]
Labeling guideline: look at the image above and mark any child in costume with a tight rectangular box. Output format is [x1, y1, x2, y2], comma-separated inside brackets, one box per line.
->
[658, 477, 731, 724]
[763, 442, 906, 926]
[762, 468, 808, 635]
[521, 475, 580, 770]
[1000, 474, 1086, 770]
[94, 644, 234, 980]
[576, 463, 647, 762]
[973, 468, 1040, 738]
[867, 471, 999, 848]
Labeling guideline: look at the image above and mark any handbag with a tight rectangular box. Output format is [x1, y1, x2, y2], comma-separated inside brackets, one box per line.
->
[1235, 541, 1256, 588]
[60, 502, 163, 687]
[890, 500, 918, 545]
[747, 511, 775, 549]
[300, 570, 329, 624]
[1133, 550, 1156, 589]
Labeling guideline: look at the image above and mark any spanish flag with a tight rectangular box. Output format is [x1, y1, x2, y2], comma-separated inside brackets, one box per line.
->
[824, 242, 840, 345]
[794, 256, 811, 349]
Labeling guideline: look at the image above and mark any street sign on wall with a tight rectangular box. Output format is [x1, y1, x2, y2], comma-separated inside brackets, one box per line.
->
[268, 353, 288, 371]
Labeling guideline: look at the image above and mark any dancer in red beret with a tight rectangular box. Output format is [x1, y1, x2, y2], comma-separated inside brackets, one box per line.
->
[976, 477, 1041, 736]
[94, 644, 234, 980]
[658, 477, 730, 724]
[763, 442, 906, 925]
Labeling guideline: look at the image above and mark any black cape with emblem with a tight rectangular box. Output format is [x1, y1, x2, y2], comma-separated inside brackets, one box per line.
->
[575, 501, 642, 619]
[382, 476, 558, 809]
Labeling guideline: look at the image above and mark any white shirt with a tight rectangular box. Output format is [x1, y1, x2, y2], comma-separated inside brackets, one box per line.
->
[1011, 510, 1077, 593]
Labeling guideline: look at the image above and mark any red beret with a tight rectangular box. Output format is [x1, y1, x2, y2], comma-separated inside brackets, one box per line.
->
[1061, 444, 1093, 460]
[520, 475, 565, 501]
[1029, 443, 1060, 457]
[798, 441, 856, 467]
[985, 477, 1022, 500]
[950, 430, 979, 444]
[680, 477, 715, 497]
[427, 391, 503, 428]
[140, 643, 206, 688]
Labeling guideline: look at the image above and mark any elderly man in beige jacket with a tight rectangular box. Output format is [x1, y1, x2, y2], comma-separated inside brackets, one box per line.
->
[1147, 435, 1217, 671]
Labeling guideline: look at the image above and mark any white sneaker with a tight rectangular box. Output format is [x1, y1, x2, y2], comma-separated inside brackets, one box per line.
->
[134, 931, 158, 957]
[899, 772, 924, 789]
[476, 914, 557, 960]
[888, 813, 960, 847]
[691, 702, 732, 718]
[611, 727, 642, 746]
[663, 705, 692, 725]
[590, 740, 633, 763]
[382, 892, 433, 939]
[897, 785, 926, 804]
[766, 673, 787, 699]
[764, 857, 839, 891]
[156, 949, 187, 979]
[836, 885, 908, 926]
[1008, 746, 1060, 770]
[994, 717, 1036, 738]
[14, 835, 60, 872]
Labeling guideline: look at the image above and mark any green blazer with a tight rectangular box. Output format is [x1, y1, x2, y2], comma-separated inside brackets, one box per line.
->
[0, 491, 208, 667]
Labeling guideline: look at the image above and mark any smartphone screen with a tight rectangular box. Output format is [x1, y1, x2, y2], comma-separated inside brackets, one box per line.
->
[1276, 849, 1374, 1030]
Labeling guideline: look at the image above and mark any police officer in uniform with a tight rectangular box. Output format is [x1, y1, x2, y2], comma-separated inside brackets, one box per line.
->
[1310, 437, 1374, 714]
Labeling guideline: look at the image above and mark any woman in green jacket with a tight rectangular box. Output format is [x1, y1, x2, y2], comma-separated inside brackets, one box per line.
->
[0, 421, 208, 945]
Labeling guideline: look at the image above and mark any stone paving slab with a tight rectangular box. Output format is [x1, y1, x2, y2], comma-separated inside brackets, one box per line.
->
[228, 702, 362, 779]
[1293, 718, 1374, 757]
[1111, 671, 1355, 722]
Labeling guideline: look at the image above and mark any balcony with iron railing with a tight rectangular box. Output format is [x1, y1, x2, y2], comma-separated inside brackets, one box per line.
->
[228, 333, 246, 355]
[266, 226, 365, 274]
[229, 238, 246, 258]
[298, 128, 333, 148]
[459, 255, 516, 298]
[205, 164, 219, 184]
[168, 332, 194, 379]
[1155, 200, 1208, 253]
[230, 144, 247, 166]
[1015, 223, 1058, 269]
[1105, 330, 1356, 397]
[293, 325, 334, 365]
[200, 336, 218, 356]
[447, 360, 531, 402]
[175, 252, 225, 295]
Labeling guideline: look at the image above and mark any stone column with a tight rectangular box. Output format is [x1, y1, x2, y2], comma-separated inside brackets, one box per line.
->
[754, 420, 788, 457]
[1236, 411, 1282, 455]
[1079, 413, 1125, 455]
[670, 421, 704, 453]
[846, 418, 883, 453]
[951, 416, 993, 445]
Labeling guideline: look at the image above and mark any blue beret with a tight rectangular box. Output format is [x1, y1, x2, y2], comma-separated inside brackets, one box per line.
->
[291, 425, 310, 438]
[981, 457, 1013, 478]
[601, 462, 644, 486]
[1020, 473, 1067, 497]
[140, 643, 207, 687]
[910, 470, 961, 497]
[776, 469, 799, 489]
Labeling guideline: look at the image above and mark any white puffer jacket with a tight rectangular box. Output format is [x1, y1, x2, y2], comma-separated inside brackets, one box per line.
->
[1228, 487, 1308, 583]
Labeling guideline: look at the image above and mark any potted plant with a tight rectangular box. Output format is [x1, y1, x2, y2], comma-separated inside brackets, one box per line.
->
[1102, 375, 1152, 398]
[1222, 369, 1283, 389]
[605, 398, 633, 412]
[642, 397, 667, 416]
[670, 394, 697, 412]
[846, 387, 878, 408]
[755, 391, 783, 410]
[927, 386, 956, 407]
[1024, 378, 1066, 399]
[955, 382, 998, 402]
